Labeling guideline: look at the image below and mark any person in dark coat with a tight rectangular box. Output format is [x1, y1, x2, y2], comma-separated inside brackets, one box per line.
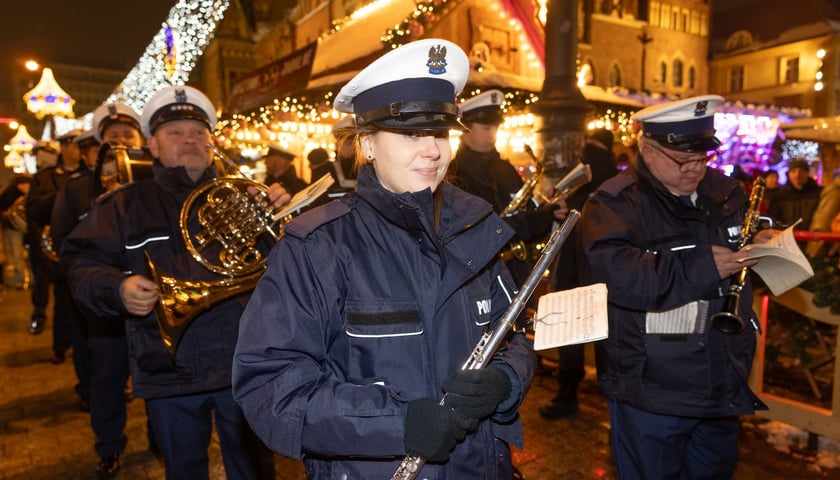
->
[539, 127, 618, 419]
[578, 95, 778, 479]
[263, 143, 308, 195]
[61, 85, 286, 480]
[233, 38, 535, 479]
[767, 158, 822, 229]
[26, 129, 85, 354]
[449, 89, 567, 287]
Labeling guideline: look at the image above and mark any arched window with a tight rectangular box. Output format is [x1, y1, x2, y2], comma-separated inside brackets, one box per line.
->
[659, 61, 667, 86]
[608, 64, 622, 87]
[673, 59, 684, 88]
[688, 66, 696, 89]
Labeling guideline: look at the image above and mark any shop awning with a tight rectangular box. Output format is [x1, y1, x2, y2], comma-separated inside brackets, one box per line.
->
[306, 0, 416, 88]
[781, 116, 840, 143]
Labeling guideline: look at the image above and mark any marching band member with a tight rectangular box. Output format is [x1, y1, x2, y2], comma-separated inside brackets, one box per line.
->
[233, 39, 535, 479]
[578, 95, 775, 479]
[61, 85, 285, 480]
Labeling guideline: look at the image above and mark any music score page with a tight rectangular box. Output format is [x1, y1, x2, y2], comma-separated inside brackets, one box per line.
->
[533, 283, 609, 351]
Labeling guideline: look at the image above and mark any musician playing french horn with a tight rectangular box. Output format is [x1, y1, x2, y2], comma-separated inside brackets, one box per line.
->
[233, 39, 534, 479]
[61, 85, 283, 480]
[577, 95, 778, 479]
[449, 89, 568, 287]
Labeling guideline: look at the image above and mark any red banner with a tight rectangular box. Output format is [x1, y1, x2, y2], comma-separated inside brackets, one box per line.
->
[229, 42, 318, 113]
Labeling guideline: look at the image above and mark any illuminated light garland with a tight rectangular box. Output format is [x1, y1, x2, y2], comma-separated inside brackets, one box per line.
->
[106, 0, 230, 112]
[23, 68, 75, 119]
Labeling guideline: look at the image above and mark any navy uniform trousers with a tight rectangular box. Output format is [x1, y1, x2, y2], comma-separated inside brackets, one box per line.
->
[608, 400, 740, 480]
[145, 388, 275, 480]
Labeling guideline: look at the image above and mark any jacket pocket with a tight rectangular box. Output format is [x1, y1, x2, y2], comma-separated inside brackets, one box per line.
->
[127, 318, 174, 374]
[343, 301, 424, 386]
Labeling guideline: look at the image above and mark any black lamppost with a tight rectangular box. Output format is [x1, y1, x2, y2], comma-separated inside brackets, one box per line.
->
[638, 27, 653, 93]
[532, 0, 592, 184]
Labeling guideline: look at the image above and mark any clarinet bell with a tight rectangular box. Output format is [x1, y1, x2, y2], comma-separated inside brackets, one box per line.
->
[711, 311, 745, 334]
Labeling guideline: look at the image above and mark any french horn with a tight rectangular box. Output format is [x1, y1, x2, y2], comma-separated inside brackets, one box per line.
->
[148, 144, 334, 357]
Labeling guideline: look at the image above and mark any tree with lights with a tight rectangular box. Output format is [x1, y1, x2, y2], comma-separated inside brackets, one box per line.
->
[106, 0, 230, 112]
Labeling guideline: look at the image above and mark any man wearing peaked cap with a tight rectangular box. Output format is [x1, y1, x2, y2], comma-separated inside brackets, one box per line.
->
[634, 94, 724, 153]
[234, 38, 535, 479]
[450, 88, 567, 288]
[576, 94, 779, 479]
[262, 142, 308, 195]
[140, 85, 217, 138]
[61, 82, 286, 479]
[92, 102, 143, 147]
[25, 123, 88, 353]
[459, 89, 505, 125]
[55, 106, 144, 479]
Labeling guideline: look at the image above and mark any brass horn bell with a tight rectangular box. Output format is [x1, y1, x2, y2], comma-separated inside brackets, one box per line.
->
[145, 251, 264, 358]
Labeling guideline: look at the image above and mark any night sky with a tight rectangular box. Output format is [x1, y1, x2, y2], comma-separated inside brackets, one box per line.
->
[0, 1, 175, 113]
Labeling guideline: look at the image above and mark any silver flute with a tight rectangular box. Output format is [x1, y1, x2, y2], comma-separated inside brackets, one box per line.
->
[391, 210, 581, 480]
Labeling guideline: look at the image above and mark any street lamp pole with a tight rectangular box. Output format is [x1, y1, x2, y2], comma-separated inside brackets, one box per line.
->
[638, 27, 653, 93]
[532, 0, 592, 184]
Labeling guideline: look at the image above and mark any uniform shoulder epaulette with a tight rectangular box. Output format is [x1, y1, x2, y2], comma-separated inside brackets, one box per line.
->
[597, 171, 636, 197]
[284, 198, 352, 239]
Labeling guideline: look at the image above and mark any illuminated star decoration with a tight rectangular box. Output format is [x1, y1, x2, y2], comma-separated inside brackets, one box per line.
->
[163, 25, 178, 80]
[106, 0, 230, 112]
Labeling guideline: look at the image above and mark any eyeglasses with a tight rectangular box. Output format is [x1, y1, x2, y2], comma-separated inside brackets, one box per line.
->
[651, 144, 717, 172]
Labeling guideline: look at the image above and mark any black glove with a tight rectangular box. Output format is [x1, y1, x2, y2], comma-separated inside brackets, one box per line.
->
[404, 398, 478, 463]
[442, 366, 512, 420]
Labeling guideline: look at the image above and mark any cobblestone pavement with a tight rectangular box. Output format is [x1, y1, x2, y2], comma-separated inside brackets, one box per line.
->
[1, 286, 838, 479]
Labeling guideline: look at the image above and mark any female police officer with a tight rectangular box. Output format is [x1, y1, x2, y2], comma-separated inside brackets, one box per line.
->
[233, 38, 536, 479]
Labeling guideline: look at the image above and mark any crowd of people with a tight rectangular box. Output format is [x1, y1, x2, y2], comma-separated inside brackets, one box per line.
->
[0, 37, 838, 480]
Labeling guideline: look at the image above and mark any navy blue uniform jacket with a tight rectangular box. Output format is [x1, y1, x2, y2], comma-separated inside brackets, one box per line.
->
[579, 155, 766, 418]
[61, 163, 248, 399]
[233, 164, 537, 479]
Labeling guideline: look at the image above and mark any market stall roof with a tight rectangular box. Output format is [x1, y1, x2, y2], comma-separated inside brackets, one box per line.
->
[307, 0, 416, 83]
[781, 116, 840, 143]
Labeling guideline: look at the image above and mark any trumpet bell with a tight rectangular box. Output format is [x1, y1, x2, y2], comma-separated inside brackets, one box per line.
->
[146, 252, 264, 358]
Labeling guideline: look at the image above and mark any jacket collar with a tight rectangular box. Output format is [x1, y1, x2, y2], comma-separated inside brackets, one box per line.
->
[355, 163, 494, 241]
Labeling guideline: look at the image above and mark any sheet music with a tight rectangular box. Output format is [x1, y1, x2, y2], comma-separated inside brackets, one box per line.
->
[274, 174, 335, 218]
[743, 222, 814, 296]
[533, 283, 609, 351]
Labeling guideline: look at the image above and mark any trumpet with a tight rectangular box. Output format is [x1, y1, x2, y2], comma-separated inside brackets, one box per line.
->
[392, 210, 581, 480]
[148, 144, 333, 357]
[711, 177, 766, 334]
[500, 156, 592, 262]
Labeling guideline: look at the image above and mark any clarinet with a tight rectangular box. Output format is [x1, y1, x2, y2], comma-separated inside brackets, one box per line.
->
[391, 210, 581, 480]
[711, 177, 766, 334]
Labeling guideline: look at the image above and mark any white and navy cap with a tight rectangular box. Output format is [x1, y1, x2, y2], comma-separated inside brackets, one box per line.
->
[92, 102, 141, 141]
[56, 128, 84, 144]
[73, 129, 100, 149]
[633, 95, 724, 152]
[461, 89, 504, 125]
[265, 142, 296, 159]
[141, 85, 216, 137]
[334, 38, 469, 132]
